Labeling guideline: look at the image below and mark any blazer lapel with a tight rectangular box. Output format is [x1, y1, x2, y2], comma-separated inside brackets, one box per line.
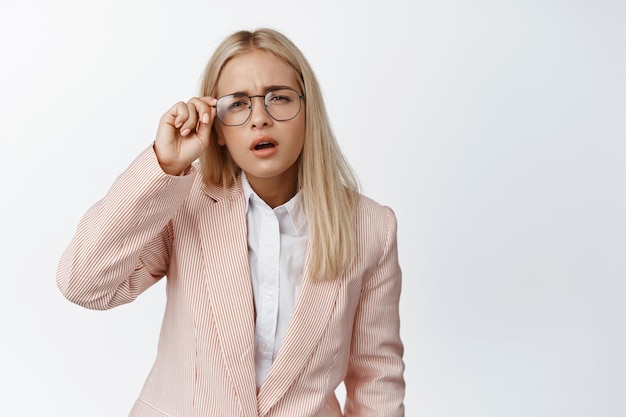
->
[197, 181, 257, 416]
[257, 246, 343, 415]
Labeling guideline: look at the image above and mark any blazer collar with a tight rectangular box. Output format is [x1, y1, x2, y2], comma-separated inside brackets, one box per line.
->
[196, 177, 258, 416]
[199, 170, 244, 203]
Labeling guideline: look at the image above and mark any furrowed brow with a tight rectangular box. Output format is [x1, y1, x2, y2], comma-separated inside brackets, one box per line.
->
[221, 85, 296, 97]
[264, 85, 294, 92]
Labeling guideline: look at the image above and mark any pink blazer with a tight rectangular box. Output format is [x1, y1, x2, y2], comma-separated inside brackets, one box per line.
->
[57, 147, 405, 417]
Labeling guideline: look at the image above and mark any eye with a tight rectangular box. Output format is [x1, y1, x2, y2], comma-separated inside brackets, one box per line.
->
[228, 98, 250, 111]
[266, 90, 296, 105]
[268, 94, 291, 103]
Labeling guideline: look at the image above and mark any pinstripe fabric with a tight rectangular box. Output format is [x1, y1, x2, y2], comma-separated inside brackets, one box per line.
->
[57, 146, 405, 417]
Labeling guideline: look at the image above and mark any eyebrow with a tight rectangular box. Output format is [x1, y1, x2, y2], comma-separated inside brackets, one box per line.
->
[227, 85, 298, 96]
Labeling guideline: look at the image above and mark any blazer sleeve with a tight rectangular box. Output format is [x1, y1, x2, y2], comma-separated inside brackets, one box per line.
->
[56, 146, 197, 310]
[344, 206, 406, 417]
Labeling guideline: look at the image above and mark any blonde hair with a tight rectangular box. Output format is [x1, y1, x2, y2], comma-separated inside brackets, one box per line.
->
[199, 28, 359, 281]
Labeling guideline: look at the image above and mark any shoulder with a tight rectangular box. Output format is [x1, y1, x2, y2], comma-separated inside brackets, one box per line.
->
[355, 194, 398, 249]
[356, 194, 397, 227]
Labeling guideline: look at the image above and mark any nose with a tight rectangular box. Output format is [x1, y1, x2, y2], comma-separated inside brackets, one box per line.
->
[248, 95, 273, 128]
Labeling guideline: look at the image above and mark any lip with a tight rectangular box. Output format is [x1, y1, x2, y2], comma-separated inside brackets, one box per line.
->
[250, 136, 279, 157]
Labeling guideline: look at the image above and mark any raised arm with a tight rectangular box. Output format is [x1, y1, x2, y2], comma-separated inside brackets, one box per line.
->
[57, 97, 218, 310]
[56, 147, 197, 309]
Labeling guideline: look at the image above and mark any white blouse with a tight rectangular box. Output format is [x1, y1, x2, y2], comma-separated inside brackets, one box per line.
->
[241, 172, 308, 388]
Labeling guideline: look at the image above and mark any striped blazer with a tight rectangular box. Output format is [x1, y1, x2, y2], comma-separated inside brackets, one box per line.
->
[57, 147, 405, 417]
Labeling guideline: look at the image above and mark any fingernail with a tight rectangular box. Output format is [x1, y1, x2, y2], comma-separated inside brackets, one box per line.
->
[181, 128, 191, 136]
[202, 113, 209, 124]
[175, 122, 183, 128]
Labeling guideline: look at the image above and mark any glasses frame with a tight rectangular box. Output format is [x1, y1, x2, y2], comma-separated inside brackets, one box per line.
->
[213, 88, 305, 127]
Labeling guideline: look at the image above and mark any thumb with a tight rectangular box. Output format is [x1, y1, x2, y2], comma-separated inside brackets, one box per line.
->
[196, 107, 216, 149]
[196, 119, 212, 148]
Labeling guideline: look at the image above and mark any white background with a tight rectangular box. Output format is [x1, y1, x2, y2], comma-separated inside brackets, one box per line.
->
[1, 0, 625, 416]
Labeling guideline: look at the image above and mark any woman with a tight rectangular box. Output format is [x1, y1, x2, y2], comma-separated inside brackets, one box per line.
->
[57, 28, 405, 417]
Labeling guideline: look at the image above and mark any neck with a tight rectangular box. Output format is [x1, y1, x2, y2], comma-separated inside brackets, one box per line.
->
[245, 167, 298, 209]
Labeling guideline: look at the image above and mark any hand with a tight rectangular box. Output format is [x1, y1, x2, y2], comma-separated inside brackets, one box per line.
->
[154, 97, 218, 175]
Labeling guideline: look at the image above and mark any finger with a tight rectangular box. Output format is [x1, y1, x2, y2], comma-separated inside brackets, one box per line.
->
[198, 96, 218, 108]
[180, 102, 200, 136]
[170, 101, 189, 129]
[188, 97, 215, 125]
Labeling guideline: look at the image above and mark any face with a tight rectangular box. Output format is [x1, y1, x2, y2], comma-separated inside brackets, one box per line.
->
[215, 49, 305, 192]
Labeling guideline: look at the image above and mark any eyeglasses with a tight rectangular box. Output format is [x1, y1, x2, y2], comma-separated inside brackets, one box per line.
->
[214, 88, 305, 126]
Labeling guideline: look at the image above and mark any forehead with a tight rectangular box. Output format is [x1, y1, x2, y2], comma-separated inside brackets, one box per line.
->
[216, 49, 300, 96]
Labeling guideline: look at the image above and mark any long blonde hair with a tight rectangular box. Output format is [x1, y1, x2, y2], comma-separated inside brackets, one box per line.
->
[199, 28, 359, 281]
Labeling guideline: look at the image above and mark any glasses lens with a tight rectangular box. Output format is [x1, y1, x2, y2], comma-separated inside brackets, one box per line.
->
[265, 89, 302, 121]
[216, 94, 251, 126]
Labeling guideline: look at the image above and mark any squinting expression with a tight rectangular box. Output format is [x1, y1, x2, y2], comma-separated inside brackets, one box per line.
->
[215, 50, 305, 194]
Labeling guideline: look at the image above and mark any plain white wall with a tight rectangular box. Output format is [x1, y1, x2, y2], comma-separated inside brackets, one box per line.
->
[1, 0, 625, 416]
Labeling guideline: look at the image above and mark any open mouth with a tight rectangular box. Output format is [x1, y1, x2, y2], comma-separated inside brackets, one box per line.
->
[254, 142, 276, 150]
